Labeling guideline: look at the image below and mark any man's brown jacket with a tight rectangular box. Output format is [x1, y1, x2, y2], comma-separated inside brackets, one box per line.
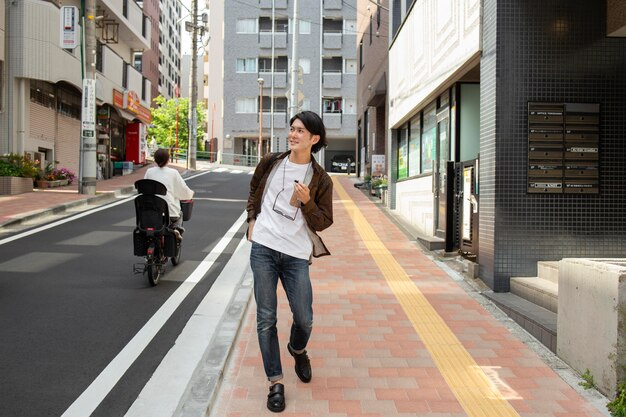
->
[246, 151, 333, 258]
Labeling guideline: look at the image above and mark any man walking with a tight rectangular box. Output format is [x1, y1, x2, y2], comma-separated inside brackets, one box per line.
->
[246, 111, 333, 412]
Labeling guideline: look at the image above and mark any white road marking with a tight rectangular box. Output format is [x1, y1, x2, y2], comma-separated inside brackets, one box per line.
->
[60, 211, 247, 417]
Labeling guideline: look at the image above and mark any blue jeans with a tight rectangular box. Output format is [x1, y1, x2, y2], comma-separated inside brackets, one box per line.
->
[250, 242, 313, 381]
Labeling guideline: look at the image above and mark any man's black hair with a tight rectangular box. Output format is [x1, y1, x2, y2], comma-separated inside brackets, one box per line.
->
[154, 148, 169, 167]
[290, 111, 327, 154]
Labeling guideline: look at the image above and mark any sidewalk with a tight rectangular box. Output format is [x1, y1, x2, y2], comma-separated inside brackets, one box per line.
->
[0, 161, 189, 232]
[205, 176, 608, 417]
[0, 171, 610, 417]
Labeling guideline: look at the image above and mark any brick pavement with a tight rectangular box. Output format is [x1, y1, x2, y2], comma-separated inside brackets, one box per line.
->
[0, 162, 187, 229]
[209, 176, 606, 417]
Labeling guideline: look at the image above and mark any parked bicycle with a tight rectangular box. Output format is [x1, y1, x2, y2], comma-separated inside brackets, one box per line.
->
[132, 179, 193, 286]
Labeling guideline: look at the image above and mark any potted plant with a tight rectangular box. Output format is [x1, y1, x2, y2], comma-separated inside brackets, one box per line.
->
[0, 153, 39, 195]
[35, 162, 75, 188]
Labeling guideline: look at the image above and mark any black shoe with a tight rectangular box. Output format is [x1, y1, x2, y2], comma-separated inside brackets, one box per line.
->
[267, 383, 285, 413]
[288, 343, 312, 383]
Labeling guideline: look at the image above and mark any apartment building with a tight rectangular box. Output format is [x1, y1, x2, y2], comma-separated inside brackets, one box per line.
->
[206, 0, 357, 170]
[137, 0, 160, 106]
[157, 0, 182, 99]
[356, 0, 388, 179]
[0, 0, 153, 177]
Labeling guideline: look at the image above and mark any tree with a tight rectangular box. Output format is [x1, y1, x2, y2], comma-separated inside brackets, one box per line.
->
[148, 95, 206, 152]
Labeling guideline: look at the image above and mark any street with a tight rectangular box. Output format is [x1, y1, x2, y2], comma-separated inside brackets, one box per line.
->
[0, 169, 251, 417]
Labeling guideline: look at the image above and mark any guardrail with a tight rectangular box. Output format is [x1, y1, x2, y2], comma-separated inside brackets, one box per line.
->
[153, 148, 261, 168]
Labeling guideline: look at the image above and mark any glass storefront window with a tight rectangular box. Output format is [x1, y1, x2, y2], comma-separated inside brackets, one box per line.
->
[397, 126, 408, 179]
[408, 115, 420, 177]
[421, 104, 437, 173]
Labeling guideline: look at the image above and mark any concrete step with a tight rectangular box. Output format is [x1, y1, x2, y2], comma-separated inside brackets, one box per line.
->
[537, 261, 559, 283]
[483, 291, 557, 353]
[510, 276, 558, 313]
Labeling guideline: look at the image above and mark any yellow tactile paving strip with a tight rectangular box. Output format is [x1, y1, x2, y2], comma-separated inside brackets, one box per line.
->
[333, 177, 520, 417]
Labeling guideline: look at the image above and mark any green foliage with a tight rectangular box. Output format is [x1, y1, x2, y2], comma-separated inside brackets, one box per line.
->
[148, 95, 206, 151]
[372, 178, 389, 188]
[608, 382, 626, 417]
[0, 154, 40, 178]
[578, 369, 596, 390]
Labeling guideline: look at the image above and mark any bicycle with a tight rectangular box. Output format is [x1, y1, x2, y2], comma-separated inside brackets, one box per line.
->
[132, 179, 192, 286]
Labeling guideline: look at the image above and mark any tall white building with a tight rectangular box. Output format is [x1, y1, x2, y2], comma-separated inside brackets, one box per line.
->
[158, 0, 182, 98]
[206, 0, 358, 169]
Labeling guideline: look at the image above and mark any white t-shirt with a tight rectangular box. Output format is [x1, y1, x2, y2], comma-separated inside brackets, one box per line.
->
[144, 165, 194, 218]
[252, 158, 313, 260]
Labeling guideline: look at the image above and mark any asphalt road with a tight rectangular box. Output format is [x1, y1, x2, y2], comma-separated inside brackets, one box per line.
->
[0, 169, 252, 417]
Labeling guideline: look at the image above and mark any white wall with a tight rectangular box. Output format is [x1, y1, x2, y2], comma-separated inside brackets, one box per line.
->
[394, 176, 434, 236]
[388, 0, 480, 128]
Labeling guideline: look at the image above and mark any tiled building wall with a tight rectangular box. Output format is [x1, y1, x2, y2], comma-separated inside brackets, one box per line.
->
[478, 0, 498, 289]
[483, 0, 626, 291]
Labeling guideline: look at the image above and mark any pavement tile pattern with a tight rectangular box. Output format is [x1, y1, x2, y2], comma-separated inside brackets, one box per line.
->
[209, 176, 604, 417]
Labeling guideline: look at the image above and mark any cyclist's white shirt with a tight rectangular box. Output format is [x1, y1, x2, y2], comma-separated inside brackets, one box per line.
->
[144, 166, 194, 218]
[252, 158, 313, 260]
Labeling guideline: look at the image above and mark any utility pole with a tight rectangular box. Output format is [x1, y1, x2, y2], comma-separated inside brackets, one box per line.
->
[288, 0, 299, 118]
[79, 0, 97, 195]
[188, 0, 199, 170]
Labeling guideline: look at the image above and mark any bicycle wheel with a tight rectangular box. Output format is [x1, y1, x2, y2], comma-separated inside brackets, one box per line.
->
[146, 240, 161, 286]
[147, 260, 160, 286]
[171, 240, 181, 266]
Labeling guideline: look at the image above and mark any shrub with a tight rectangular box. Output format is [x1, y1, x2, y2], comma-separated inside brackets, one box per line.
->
[0, 154, 40, 178]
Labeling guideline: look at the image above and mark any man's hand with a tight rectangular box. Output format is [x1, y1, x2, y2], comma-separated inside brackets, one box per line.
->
[247, 219, 255, 241]
[293, 182, 311, 205]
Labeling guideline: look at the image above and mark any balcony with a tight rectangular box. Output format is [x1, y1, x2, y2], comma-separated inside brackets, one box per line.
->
[259, 0, 288, 9]
[323, 31, 342, 49]
[322, 71, 342, 89]
[259, 31, 288, 49]
[323, 0, 343, 10]
[97, 0, 151, 50]
[259, 71, 288, 89]
[322, 112, 342, 129]
[261, 111, 288, 128]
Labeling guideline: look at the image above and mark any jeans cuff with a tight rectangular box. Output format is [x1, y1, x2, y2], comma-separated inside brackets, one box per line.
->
[268, 374, 283, 382]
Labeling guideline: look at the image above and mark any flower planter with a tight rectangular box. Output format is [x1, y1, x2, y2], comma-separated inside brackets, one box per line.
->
[0, 176, 34, 195]
[36, 179, 63, 188]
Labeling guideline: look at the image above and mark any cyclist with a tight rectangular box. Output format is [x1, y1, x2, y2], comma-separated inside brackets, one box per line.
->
[144, 148, 194, 239]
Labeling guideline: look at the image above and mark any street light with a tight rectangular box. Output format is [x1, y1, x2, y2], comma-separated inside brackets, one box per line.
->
[258, 77, 264, 160]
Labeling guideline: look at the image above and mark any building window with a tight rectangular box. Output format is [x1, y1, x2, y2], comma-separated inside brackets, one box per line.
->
[57, 87, 81, 120]
[96, 41, 103, 72]
[323, 97, 342, 113]
[421, 104, 437, 174]
[359, 42, 363, 71]
[236, 18, 257, 34]
[133, 52, 143, 72]
[299, 20, 311, 34]
[30, 80, 56, 109]
[408, 115, 420, 177]
[369, 17, 373, 44]
[236, 98, 257, 113]
[236, 58, 257, 73]
[345, 59, 357, 74]
[343, 19, 356, 35]
[344, 98, 356, 114]
[299, 58, 311, 74]
[397, 126, 408, 179]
